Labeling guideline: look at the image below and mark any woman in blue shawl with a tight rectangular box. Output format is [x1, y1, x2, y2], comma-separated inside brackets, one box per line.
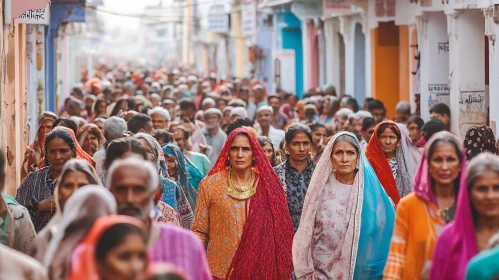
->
[162, 143, 204, 211]
[293, 131, 395, 279]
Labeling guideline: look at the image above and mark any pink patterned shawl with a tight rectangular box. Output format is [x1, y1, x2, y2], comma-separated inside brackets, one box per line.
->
[293, 132, 364, 279]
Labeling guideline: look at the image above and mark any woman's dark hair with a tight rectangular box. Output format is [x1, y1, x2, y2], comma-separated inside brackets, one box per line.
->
[95, 223, 146, 262]
[362, 117, 377, 132]
[93, 99, 108, 115]
[407, 115, 424, 129]
[104, 138, 147, 170]
[376, 123, 401, 140]
[110, 98, 128, 117]
[53, 118, 78, 135]
[430, 103, 451, 117]
[427, 136, 463, 165]
[327, 97, 341, 118]
[308, 123, 326, 132]
[258, 136, 277, 166]
[44, 128, 77, 165]
[345, 98, 359, 113]
[155, 130, 174, 146]
[422, 119, 447, 141]
[285, 123, 313, 143]
[427, 134, 463, 200]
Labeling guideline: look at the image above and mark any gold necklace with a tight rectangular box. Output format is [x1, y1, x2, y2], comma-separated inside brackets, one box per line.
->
[227, 167, 256, 200]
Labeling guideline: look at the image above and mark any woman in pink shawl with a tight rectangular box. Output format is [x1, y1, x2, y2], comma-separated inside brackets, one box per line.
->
[430, 152, 499, 279]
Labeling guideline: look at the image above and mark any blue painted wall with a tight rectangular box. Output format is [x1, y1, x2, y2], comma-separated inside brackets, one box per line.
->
[275, 10, 303, 99]
[45, 3, 86, 112]
[256, 13, 274, 92]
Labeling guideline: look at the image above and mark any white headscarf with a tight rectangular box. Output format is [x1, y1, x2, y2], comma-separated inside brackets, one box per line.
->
[43, 186, 117, 268]
[133, 132, 168, 178]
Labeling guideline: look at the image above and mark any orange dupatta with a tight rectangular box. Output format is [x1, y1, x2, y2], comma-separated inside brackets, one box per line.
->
[39, 126, 95, 168]
[69, 215, 147, 280]
[365, 120, 400, 205]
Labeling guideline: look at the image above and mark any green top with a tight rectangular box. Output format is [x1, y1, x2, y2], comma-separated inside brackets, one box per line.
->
[466, 246, 499, 279]
[188, 152, 211, 176]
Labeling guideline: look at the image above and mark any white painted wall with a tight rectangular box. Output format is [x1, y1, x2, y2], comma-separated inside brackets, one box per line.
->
[418, 12, 450, 121]
[324, 18, 341, 90]
[447, 9, 485, 137]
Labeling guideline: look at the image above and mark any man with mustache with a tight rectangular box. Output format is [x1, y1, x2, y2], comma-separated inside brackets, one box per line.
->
[107, 157, 211, 280]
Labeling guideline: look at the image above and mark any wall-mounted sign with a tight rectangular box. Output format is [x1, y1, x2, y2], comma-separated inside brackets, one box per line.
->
[208, 4, 229, 33]
[459, 90, 487, 137]
[17, 4, 50, 25]
[242, 0, 256, 37]
[323, 0, 351, 16]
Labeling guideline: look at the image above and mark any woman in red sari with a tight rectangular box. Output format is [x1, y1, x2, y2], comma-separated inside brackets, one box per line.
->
[365, 121, 420, 205]
[192, 127, 293, 279]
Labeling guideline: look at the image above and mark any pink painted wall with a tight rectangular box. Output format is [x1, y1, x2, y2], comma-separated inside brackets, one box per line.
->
[306, 20, 319, 90]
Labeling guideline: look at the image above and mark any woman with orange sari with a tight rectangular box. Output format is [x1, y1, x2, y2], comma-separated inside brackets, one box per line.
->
[383, 131, 464, 279]
[69, 215, 148, 280]
[192, 127, 293, 279]
[366, 121, 420, 205]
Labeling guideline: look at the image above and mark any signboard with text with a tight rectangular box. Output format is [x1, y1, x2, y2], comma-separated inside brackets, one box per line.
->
[242, 0, 256, 37]
[208, 4, 229, 33]
[459, 91, 487, 137]
[17, 4, 50, 25]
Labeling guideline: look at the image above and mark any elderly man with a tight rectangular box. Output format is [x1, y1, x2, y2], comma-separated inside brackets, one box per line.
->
[77, 123, 104, 157]
[201, 97, 216, 111]
[93, 116, 128, 179]
[203, 108, 227, 167]
[149, 107, 171, 130]
[238, 86, 257, 120]
[256, 106, 285, 149]
[107, 157, 211, 280]
[334, 108, 354, 132]
[230, 107, 248, 122]
[395, 101, 411, 124]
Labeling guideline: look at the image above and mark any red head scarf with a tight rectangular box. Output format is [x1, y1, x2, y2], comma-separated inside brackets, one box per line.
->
[39, 126, 96, 168]
[69, 215, 147, 280]
[365, 120, 401, 205]
[209, 127, 294, 279]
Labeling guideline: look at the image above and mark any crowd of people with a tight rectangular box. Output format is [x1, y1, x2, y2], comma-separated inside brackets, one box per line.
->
[1, 66, 499, 279]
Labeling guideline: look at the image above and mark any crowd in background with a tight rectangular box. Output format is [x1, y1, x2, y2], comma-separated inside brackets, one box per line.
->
[0, 65, 499, 279]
